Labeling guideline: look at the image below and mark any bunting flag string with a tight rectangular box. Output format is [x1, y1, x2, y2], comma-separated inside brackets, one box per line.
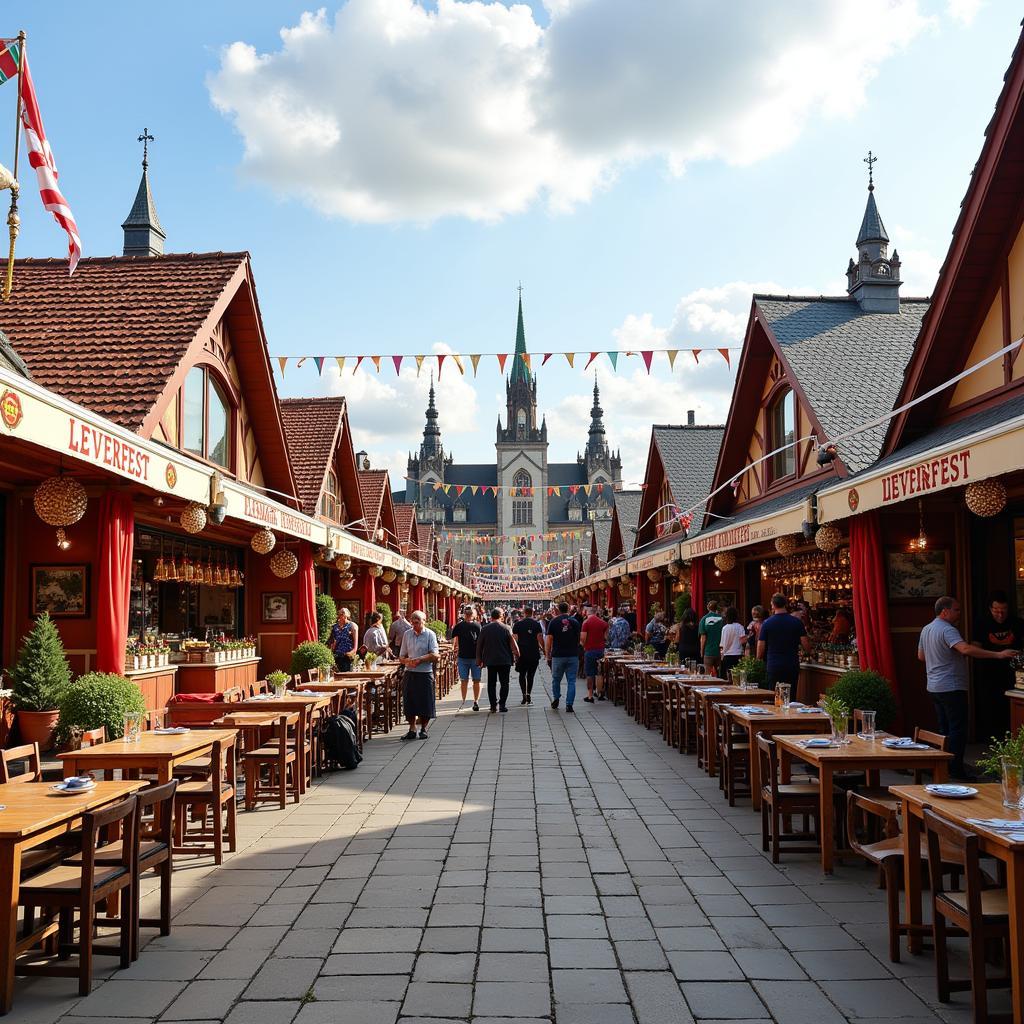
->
[435, 528, 588, 543]
[269, 347, 740, 378]
[422, 479, 607, 498]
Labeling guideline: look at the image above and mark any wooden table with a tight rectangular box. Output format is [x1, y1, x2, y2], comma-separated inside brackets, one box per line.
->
[724, 705, 831, 809]
[58, 730, 239, 785]
[891, 783, 1024, 1021]
[0, 780, 147, 1014]
[241, 695, 332, 789]
[211, 712, 280, 754]
[775, 734, 952, 874]
[651, 674, 722, 750]
[693, 687, 774, 775]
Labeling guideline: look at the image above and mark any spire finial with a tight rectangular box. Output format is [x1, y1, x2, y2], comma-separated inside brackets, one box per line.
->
[138, 127, 155, 170]
[517, 281, 523, 300]
[864, 149, 877, 192]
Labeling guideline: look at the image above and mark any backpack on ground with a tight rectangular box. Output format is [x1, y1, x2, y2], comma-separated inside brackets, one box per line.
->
[322, 714, 362, 770]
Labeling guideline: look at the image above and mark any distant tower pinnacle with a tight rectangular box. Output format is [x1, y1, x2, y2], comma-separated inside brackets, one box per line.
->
[122, 127, 165, 257]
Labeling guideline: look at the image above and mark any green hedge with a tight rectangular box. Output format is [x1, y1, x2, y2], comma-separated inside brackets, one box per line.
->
[57, 672, 146, 745]
[376, 601, 393, 634]
[291, 641, 336, 677]
[826, 670, 898, 731]
[316, 593, 337, 643]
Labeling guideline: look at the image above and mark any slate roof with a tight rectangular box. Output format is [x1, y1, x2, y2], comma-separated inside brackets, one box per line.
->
[0, 253, 245, 428]
[122, 167, 165, 235]
[279, 397, 345, 516]
[709, 479, 822, 531]
[612, 490, 643, 558]
[755, 295, 929, 474]
[592, 518, 613, 567]
[652, 424, 724, 536]
[357, 470, 389, 533]
[857, 191, 888, 245]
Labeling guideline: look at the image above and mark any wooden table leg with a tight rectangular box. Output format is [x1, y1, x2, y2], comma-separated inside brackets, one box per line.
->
[62, 756, 80, 780]
[902, 801, 925, 956]
[704, 702, 718, 776]
[749, 725, 762, 811]
[1005, 849, 1024, 1023]
[0, 843, 22, 1014]
[819, 764, 834, 874]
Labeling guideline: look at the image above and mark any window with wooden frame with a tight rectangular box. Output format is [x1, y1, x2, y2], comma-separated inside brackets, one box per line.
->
[512, 469, 533, 525]
[320, 470, 339, 521]
[768, 387, 796, 482]
[181, 365, 234, 470]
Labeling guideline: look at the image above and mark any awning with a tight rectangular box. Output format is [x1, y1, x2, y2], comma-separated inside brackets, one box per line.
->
[679, 496, 812, 559]
[816, 407, 1024, 524]
[627, 539, 681, 574]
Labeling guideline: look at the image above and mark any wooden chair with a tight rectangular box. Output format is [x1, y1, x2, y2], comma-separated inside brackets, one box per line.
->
[923, 808, 1011, 1023]
[146, 708, 168, 730]
[307, 667, 320, 683]
[174, 740, 237, 864]
[714, 704, 751, 806]
[756, 734, 821, 864]
[242, 713, 301, 810]
[0, 742, 42, 783]
[79, 727, 105, 748]
[68, 780, 177, 961]
[680, 684, 699, 757]
[913, 727, 949, 783]
[291, 674, 303, 690]
[17, 795, 137, 995]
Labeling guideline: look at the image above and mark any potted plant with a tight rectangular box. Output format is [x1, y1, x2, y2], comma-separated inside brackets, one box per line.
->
[735, 655, 767, 689]
[820, 693, 850, 744]
[364, 652, 378, 668]
[976, 727, 1024, 808]
[291, 641, 336, 680]
[266, 670, 289, 698]
[641, 644, 657, 660]
[825, 670, 898, 732]
[55, 672, 147, 748]
[12, 612, 71, 749]
[316, 593, 338, 643]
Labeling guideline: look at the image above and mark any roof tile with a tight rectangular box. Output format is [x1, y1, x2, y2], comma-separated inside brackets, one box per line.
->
[279, 397, 345, 516]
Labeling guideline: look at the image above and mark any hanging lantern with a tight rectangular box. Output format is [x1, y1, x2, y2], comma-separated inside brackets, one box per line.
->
[269, 548, 298, 578]
[775, 535, 798, 557]
[382, 569, 397, 583]
[339, 574, 355, 590]
[367, 564, 384, 578]
[669, 558, 685, 578]
[380, 583, 392, 596]
[251, 528, 276, 555]
[33, 475, 87, 527]
[646, 568, 661, 583]
[965, 479, 1007, 518]
[180, 502, 207, 535]
[648, 582, 658, 595]
[407, 574, 420, 587]
[713, 551, 737, 573]
[335, 554, 352, 572]
[396, 570, 407, 584]
[815, 523, 843, 553]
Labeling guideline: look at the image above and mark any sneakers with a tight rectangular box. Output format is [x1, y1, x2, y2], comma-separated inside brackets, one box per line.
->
[565, 705, 575, 714]
[583, 696, 595, 703]
[401, 730, 417, 741]
[521, 697, 528, 705]
[597, 693, 607, 702]
[551, 699, 559, 710]
[472, 702, 479, 712]
[526, 696, 532, 704]
[418, 729, 429, 740]
[489, 706, 497, 714]
[499, 706, 509, 713]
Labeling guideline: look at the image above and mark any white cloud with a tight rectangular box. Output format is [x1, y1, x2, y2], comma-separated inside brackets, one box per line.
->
[209, 0, 933, 224]
[946, 0, 982, 24]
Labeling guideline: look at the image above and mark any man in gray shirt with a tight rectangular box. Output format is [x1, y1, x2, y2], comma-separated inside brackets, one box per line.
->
[388, 608, 412, 655]
[919, 595, 1018, 780]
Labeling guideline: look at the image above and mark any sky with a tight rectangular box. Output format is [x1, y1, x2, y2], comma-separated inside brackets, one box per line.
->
[8, 1, 1019, 490]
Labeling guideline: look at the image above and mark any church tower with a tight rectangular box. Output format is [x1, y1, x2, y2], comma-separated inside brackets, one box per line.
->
[845, 151, 902, 313]
[496, 290, 548, 561]
[122, 129, 166, 257]
[580, 377, 622, 490]
[408, 376, 450, 524]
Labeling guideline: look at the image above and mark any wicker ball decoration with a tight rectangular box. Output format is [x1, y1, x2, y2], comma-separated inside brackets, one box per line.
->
[382, 569, 397, 583]
[647, 582, 658, 595]
[251, 528, 276, 555]
[407, 574, 420, 587]
[33, 476, 87, 527]
[713, 551, 737, 573]
[380, 583, 391, 596]
[367, 564, 384, 578]
[335, 555, 352, 572]
[396, 570, 407, 584]
[815, 523, 843, 553]
[269, 548, 298, 578]
[180, 502, 207, 535]
[646, 568, 661, 583]
[775, 534, 798, 557]
[965, 479, 1007, 517]
[339, 574, 355, 590]
[669, 558, 685, 578]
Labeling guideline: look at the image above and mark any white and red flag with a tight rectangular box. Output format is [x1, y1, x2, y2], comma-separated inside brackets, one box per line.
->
[0, 38, 82, 273]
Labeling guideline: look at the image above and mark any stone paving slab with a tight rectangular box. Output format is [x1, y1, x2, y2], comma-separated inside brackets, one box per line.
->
[15, 663, 1005, 1022]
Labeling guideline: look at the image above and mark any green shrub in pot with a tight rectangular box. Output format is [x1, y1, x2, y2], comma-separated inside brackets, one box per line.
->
[291, 641, 336, 678]
[315, 593, 337, 643]
[825, 669, 898, 732]
[734, 655, 766, 688]
[56, 672, 146, 746]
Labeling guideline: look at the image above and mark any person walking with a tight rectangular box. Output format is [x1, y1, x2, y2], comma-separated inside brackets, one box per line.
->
[362, 612, 389, 657]
[477, 608, 520, 713]
[388, 608, 412, 655]
[677, 606, 700, 664]
[719, 606, 746, 679]
[698, 600, 724, 675]
[398, 611, 440, 740]
[512, 606, 545, 704]
[451, 605, 483, 710]
[607, 606, 631, 651]
[546, 602, 582, 713]
[328, 606, 358, 673]
[756, 593, 811, 691]
[581, 606, 609, 702]
[919, 595, 1018, 780]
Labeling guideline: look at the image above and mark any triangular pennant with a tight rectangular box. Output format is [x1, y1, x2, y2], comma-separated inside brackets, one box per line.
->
[569, 485, 579, 495]
[432, 483, 441, 491]
[470, 353, 481, 377]
[521, 353, 531, 371]
[453, 354, 464, 375]
[313, 357, 325, 375]
[415, 355, 426, 375]
[565, 352, 575, 368]
[442, 484, 452, 495]
[496, 353, 508, 374]
[542, 353, 553, 366]
[392, 355, 403, 375]
[276, 356, 288, 375]
[583, 484, 592, 495]
[607, 351, 619, 370]
[547, 487, 556, 497]
[471, 485, 479, 495]
[455, 485, 465, 496]
[437, 354, 447, 378]
[335, 356, 346, 374]
[596, 483, 603, 493]
[370, 355, 382, 372]
[353, 356, 364, 374]
[640, 351, 653, 373]
[718, 348, 731, 367]
[667, 349, 678, 370]
[692, 349, 700, 364]
[584, 352, 599, 371]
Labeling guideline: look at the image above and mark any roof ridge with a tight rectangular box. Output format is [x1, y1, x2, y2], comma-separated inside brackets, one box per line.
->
[755, 293, 930, 303]
[4, 251, 249, 266]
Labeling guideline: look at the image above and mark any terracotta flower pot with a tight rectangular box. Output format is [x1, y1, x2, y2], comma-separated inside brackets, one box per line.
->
[17, 709, 60, 750]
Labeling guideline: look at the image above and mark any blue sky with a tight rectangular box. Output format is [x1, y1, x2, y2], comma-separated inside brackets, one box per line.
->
[9, 1, 1019, 488]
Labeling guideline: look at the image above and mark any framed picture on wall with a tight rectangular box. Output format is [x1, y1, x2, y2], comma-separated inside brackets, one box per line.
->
[261, 591, 292, 623]
[31, 565, 89, 618]
[886, 549, 950, 601]
[704, 590, 738, 612]
[336, 598, 362, 628]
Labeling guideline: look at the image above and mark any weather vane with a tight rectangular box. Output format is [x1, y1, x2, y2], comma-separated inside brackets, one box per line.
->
[864, 150, 877, 191]
[138, 127, 155, 169]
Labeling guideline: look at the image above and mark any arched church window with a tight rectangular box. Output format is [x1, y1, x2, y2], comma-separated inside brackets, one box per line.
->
[516, 408, 527, 439]
[513, 470, 531, 490]
[512, 470, 532, 526]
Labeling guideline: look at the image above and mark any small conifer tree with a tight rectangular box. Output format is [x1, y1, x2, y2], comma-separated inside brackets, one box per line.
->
[12, 612, 71, 711]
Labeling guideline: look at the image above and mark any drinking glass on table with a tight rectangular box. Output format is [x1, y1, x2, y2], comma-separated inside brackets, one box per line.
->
[123, 711, 143, 743]
[860, 709, 876, 740]
[774, 683, 791, 708]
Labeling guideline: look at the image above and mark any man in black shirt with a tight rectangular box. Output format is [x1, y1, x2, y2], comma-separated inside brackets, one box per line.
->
[512, 606, 545, 705]
[451, 605, 483, 711]
[546, 602, 582, 712]
[977, 590, 1024, 740]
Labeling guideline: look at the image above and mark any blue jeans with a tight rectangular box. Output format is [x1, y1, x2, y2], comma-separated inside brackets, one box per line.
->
[931, 690, 968, 773]
[550, 656, 577, 707]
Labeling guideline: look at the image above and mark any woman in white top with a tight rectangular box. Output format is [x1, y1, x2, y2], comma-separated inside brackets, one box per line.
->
[719, 606, 747, 680]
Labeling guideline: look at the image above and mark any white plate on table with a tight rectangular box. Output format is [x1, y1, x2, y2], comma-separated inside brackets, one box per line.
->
[154, 727, 190, 735]
[882, 739, 931, 750]
[801, 738, 838, 748]
[51, 779, 96, 795]
[925, 783, 978, 799]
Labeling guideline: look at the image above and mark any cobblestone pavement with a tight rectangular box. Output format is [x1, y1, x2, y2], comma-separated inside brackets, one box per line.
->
[17, 664, 997, 1023]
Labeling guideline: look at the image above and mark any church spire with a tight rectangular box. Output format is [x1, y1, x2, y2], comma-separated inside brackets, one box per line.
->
[122, 128, 166, 257]
[846, 151, 902, 313]
[421, 373, 442, 455]
[511, 284, 530, 384]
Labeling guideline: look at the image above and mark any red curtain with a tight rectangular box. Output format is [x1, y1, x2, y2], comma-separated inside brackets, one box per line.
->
[635, 573, 648, 631]
[363, 572, 376, 628]
[605, 585, 614, 610]
[96, 491, 134, 676]
[412, 584, 426, 615]
[691, 557, 704, 618]
[849, 511, 899, 706]
[296, 544, 317, 645]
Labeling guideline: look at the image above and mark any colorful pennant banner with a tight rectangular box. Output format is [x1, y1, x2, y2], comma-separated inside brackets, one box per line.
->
[423, 481, 607, 498]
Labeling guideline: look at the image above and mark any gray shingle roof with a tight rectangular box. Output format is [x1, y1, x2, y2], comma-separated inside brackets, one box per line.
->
[652, 424, 724, 535]
[612, 490, 643, 558]
[857, 191, 888, 245]
[592, 518, 613, 567]
[755, 295, 929, 474]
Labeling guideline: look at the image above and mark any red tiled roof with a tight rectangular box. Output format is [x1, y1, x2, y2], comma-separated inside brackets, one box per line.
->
[357, 470, 388, 533]
[393, 503, 417, 547]
[0, 253, 246, 428]
[279, 397, 345, 516]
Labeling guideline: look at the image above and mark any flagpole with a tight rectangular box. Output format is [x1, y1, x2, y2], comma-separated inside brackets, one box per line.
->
[3, 29, 24, 302]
